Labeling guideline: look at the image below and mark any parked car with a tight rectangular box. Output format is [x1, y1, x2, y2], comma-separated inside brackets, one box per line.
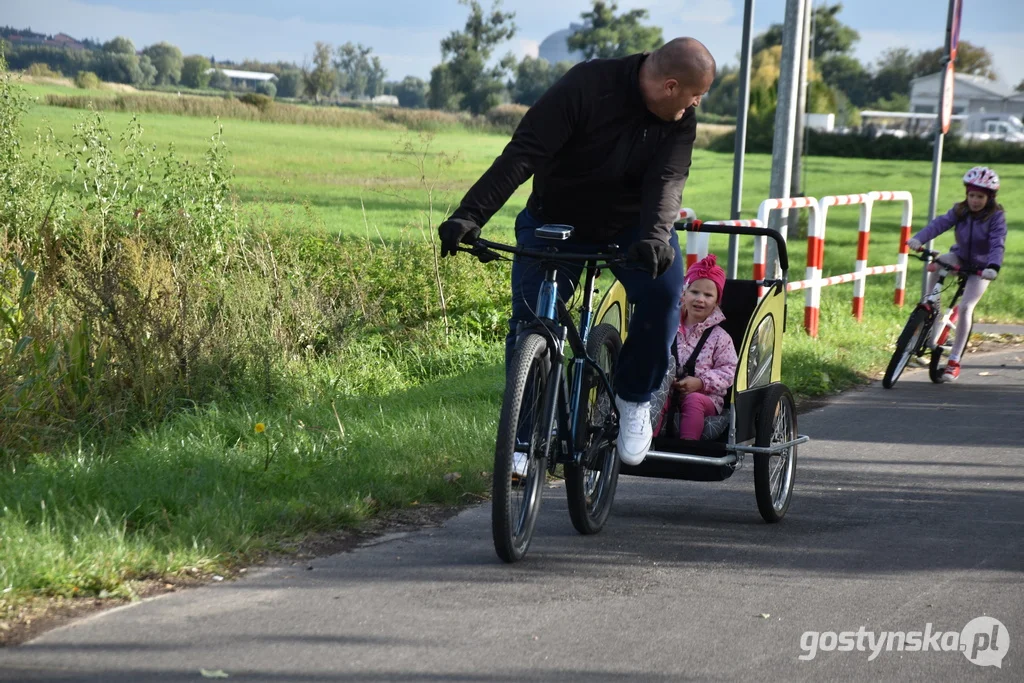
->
[959, 113, 1024, 143]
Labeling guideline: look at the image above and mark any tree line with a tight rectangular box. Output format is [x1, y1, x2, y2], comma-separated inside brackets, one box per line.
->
[699, 3, 1010, 128]
[3, 1, 1017, 116]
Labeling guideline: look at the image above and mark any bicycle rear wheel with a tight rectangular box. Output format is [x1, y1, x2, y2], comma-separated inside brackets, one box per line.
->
[565, 323, 622, 535]
[883, 307, 931, 389]
[492, 332, 550, 563]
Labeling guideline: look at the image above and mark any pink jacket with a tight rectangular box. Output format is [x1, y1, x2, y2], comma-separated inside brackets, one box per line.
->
[669, 307, 738, 414]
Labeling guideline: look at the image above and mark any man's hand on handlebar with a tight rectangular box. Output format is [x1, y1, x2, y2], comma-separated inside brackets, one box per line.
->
[438, 217, 481, 257]
[627, 238, 675, 278]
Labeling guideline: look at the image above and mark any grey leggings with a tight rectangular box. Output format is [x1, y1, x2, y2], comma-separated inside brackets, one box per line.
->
[926, 253, 989, 362]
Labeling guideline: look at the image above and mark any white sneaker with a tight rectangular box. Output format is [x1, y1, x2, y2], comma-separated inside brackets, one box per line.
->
[614, 395, 652, 466]
[512, 451, 528, 478]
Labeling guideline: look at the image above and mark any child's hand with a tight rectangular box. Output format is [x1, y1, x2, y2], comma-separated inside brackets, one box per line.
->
[673, 376, 704, 394]
[982, 268, 998, 281]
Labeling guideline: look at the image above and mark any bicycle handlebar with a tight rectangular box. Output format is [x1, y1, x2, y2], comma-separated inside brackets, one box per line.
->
[912, 248, 986, 277]
[457, 238, 630, 266]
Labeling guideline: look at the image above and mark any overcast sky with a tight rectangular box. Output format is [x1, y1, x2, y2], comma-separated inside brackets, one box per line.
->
[5, 0, 1024, 87]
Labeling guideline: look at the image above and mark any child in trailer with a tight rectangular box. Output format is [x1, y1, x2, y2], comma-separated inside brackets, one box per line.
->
[653, 254, 738, 440]
[906, 166, 1007, 381]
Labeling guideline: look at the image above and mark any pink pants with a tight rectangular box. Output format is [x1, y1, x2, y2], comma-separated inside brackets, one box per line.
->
[679, 392, 717, 440]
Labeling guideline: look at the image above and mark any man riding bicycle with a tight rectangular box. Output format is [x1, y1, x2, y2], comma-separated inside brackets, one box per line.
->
[438, 37, 717, 466]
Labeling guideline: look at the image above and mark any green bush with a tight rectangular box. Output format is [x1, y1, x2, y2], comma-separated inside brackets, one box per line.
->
[374, 106, 472, 131]
[804, 130, 934, 160]
[276, 70, 301, 98]
[708, 110, 776, 154]
[948, 138, 1024, 164]
[25, 62, 61, 78]
[74, 70, 101, 89]
[802, 130, 1024, 163]
[699, 112, 737, 125]
[2, 80, 509, 455]
[208, 69, 230, 90]
[1, 54, 56, 245]
[485, 104, 529, 134]
[6, 45, 90, 78]
[47, 92, 392, 128]
[238, 92, 273, 111]
[709, 125, 1024, 164]
[255, 80, 277, 99]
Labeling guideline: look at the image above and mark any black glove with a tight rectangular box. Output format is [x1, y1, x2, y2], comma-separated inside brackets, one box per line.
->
[438, 217, 481, 258]
[627, 238, 675, 278]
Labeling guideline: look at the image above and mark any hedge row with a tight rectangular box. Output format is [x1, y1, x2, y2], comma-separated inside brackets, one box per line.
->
[710, 125, 1024, 163]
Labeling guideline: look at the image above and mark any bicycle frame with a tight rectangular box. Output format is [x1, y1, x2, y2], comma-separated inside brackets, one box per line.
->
[914, 253, 973, 353]
[460, 236, 623, 468]
[528, 257, 614, 467]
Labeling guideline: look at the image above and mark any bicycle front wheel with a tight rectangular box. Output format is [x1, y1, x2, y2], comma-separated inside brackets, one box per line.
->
[930, 307, 971, 384]
[492, 332, 550, 563]
[883, 307, 931, 389]
[565, 323, 622, 535]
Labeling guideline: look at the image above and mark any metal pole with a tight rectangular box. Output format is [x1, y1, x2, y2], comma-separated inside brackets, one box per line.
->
[788, 0, 812, 238]
[766, 0, 807, 277]
[924, 0, 957, 296]
[728, 0, 756, 279]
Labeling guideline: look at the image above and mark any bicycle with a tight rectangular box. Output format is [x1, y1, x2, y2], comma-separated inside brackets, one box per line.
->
[882, 249, 984, 389]
[459, 225, 631, 563]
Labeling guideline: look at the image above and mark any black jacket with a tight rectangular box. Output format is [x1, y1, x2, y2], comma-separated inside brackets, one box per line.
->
[450, 52, 697, 244]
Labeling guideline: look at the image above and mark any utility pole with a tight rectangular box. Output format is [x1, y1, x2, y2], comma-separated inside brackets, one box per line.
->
[766, 0, 807, 277]
[924, 0, 961, 295]
[787, 0, 812, 240]
[728, 0, 756, 279]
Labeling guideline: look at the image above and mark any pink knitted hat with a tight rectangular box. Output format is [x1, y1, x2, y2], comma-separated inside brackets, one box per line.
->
[685, 254, 726, 303]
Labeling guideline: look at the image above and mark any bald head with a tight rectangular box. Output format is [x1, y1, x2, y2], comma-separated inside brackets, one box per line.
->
[648, 37, 716, 87]
[639, 37, 716, 121]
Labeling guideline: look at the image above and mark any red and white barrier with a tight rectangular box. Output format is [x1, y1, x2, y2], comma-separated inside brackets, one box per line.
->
[756, 196, 818, 294]
[679, 192, 913, 338]
[789, 192, 914, 337]
[869, 191, 914, 306]
[821, 194, 875, 324]
[678, 207, 703, 269]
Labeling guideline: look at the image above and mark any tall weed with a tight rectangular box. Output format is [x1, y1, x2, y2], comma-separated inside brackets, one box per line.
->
[3, 59, 509, 455]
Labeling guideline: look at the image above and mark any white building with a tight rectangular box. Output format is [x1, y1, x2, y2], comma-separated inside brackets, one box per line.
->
[205, 68, 278, 88]
[910, 71, 1022, 117]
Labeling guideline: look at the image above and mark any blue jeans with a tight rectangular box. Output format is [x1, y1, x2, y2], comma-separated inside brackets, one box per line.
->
[507, 208, 684, 403]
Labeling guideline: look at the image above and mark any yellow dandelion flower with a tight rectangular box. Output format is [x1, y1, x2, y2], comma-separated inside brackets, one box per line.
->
[254, 423, 266, 433]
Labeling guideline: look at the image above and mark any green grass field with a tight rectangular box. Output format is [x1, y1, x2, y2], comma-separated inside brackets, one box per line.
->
[20, 93, 1023, 320]
[3, 92, 1022, 629]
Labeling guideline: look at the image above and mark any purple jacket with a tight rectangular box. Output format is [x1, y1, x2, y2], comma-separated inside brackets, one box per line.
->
[913, 205, 1007, 270]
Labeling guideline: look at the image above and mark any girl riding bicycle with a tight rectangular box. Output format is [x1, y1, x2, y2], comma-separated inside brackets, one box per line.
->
[654, 254, 738, 439]
[906, 166, 1007, 381]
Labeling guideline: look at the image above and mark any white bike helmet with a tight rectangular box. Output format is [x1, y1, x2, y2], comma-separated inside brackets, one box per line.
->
[962, 166, 1000, 193]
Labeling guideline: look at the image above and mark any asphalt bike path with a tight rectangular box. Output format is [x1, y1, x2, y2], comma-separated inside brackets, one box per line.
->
[2, 348, 1022, 682]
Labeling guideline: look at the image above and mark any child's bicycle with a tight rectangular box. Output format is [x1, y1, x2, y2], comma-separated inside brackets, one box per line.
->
[882, 249, 981, 389]
[459, 227, 631, 563]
